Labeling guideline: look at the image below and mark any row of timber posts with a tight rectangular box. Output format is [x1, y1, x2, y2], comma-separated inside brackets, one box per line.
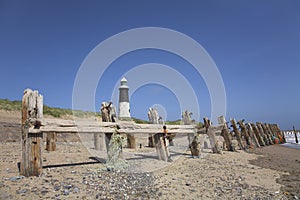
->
[20, 89, 287, 176]
[225, 118, 286, 150]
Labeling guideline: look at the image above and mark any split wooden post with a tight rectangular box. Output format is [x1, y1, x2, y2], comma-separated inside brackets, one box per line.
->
[46, 132, 56, 151]
[237, 120, 252, 147]
[230, 118, 245, 150]
[154, 133, 169, 161]
[293, 126, 299, 144]
[20, 89, 43, 177]
[246, 123, 260, 148]
[256, 122, 269, 145]
[204, 117, 222, 153]
[250, 123, 265, 146]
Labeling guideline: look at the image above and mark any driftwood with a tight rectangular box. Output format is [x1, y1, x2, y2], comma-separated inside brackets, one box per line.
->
[20, 89, 43, 177]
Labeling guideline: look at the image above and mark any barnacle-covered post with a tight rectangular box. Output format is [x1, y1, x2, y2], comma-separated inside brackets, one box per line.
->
[106, 127, 128, 171]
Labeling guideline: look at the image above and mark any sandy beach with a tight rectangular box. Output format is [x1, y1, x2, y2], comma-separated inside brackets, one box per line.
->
[0, 110, 299, 199]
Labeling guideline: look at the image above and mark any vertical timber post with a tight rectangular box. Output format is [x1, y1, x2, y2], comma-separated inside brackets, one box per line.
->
[20, 89, 43, 177]
[275, 124, 285, 143]
[204, 117, 222, 153]
[246, 123, 260, 148]
[94, 133, 101, 151]
[261, 123, 274, 145]
[293, 126, 299, 144]
[256, 122, 269, 145]
[251, 123, 265, 146]
[237, 120, 252, 147]
[220, 123, 235, 151]
[46, 132, 56, 151]
[154, 133, 168, 161]
[230, 118, 245, 150]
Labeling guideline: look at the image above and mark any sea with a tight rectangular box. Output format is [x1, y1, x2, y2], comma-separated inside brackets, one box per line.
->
[282, 132, 300, 149]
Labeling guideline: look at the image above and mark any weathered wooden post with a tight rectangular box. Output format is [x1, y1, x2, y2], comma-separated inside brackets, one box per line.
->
[230, 118, 245, 150]
[246, 123, 260, 148]
[204, 117, 222, 153]
[256, 122, 269, 145]
[127, 134, 137, 149]
[237, 120, 252, 147]
[293, 126, 299, 144]
[220, 123, 235, 151]
[20, 89, 43, 177]
[251, 123, 265, 146]
[275, 124, 286, 143]
[154, 133, 169, 161]
[261, 123, 274, 145]
[46, 132, 56, 151]
[266, 124, 275, 138]
[94, 133, 101, 150]
[182, 110, 194, 147]
[269, 124, 282, 143]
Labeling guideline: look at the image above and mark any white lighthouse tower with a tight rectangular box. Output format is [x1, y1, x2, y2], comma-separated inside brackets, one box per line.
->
[118, 77, 131, 119]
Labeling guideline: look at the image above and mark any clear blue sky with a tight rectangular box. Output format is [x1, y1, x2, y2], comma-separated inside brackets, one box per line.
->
[0, 1, 299, 129]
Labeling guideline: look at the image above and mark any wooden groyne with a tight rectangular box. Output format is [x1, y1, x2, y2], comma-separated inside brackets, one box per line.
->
[20, 89, 286, 177]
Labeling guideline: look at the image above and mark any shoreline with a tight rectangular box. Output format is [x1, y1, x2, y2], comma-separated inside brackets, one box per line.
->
[249, 144, 300, 199]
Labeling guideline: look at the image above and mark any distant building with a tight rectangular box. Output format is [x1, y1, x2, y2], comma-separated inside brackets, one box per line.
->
[118, 77, 131, 119]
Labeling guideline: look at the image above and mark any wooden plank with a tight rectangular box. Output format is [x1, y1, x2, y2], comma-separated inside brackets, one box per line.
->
[29, 126, 196, 135]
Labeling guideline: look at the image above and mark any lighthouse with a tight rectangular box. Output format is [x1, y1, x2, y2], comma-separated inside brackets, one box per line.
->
[118, 77, 131, 119]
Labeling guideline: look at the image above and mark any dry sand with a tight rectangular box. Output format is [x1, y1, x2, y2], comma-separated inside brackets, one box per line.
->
[0, 110, 299, 199]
